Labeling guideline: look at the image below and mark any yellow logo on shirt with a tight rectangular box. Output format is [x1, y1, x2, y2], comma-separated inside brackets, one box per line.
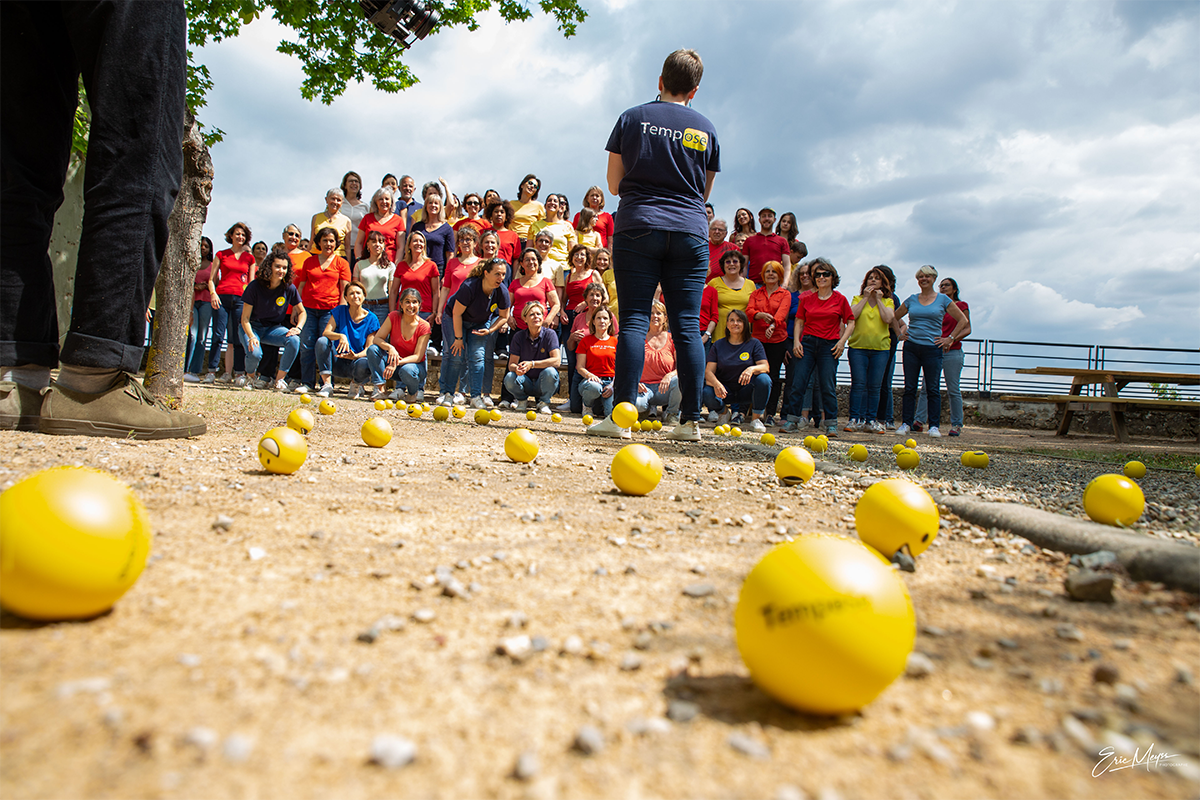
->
[683, 128, 708, 152]
[739, 351, 750, 361]
[275, 296, 286, 307]
[489, 303, 498, 312]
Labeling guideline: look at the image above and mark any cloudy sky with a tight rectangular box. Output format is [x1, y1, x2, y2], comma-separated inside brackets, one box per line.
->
[195, 0, 1199, 353]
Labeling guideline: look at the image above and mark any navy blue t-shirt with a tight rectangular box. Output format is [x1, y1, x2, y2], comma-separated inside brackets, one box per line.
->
[452, 276, 510, 328]
[509, 327, 560, 380]
[241, 281, 301, 326]
[707, 336, 767, 386]
[605, 101, 720, 238]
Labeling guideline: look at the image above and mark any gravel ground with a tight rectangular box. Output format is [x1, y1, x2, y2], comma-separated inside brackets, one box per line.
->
[1, 385, 1198, 800]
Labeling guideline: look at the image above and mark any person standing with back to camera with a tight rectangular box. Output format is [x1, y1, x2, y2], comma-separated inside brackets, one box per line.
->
[587, 48, 720, 442]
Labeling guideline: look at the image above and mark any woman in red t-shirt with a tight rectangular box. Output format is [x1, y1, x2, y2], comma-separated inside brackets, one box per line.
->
[781, 259, 855, 435]
[746, 261, 792, 424]
[557, 243, 604, 329]
[576, 306, 618, 418]
[486, 199, 521, 267]
[571, 185, 614, 247]
[368, 287, 431, 403]
[508, 248, 560, 331]
[207, 221, 257, 385]
[294, 225, 351, 391]
[389, 231, 440, 319]
[356, 188, 406, 263]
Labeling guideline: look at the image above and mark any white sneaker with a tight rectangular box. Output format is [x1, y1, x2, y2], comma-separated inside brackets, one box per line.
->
[427, 345, 439, 357]
[233, 374, 248, 388]
[252, 376, 271, 390]
[436, 393, 448, 406]
[294, 384, 312, 394]
[316, 383, 333, 398]
[895, 423, 911, 436]
[928, 426, 942, 438]
[452, 393, 465, 405]
[482, 396, 494, 408]
[497, 400, 513, 410]
[537, 403, 551, 415]
[273, 379, 288, 392]
[663, 414, 681, 428]
[750, 418, 766, 433]
[707, 411, 719, 423]
[866, 420, 885, 433]
[664, 420, 700, 441]
[348, 382, 362, 400]
[183, 373, 200, 383]
[587, 415, 632, 439]
[202, 372, 215, 384]
[470, 396, 487, 409]
[216, 373, 233, 384]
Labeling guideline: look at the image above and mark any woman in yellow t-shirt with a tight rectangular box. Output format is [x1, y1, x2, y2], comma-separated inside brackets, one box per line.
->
[510, 173, 545, 245]
[527, 193, 576, 282]
[706, 250, 753, 340]
[574, 207, 603, 251]
[845, 266, 895, 433]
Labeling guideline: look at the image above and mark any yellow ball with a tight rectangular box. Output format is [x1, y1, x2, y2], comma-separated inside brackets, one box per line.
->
[374, 399, 387, 411]
[526, 410, 538, 421]
[894, 443, 907, 455]
[1083, 474, 1145, 527]
[582, 414, 594, 426]
[812, 435, 828, 453]
[804, 435, 817, 449]
[904, 438, 917, 449]
[849, 444, 868, 462]
[452, 405, 467, 419]
[855, 478, 939, 558]
[968, 451, 989, 469]
[775, 447, 815, 485]
[300, 393, 312, 404]
[286, 407, 315, 436]
[734, 535, 915, 714]
[652, 420, 662, 431]
[0, 467, 151, 620]
[473, 409, 491, 425]
[552, 413, 563, 423]
[611, 443, 663, 495]
[731, 426, 743, 437]
[640, 419, 654, 432]
[611, 402, 639, 429]
[504, 428, 540, 463]
[760, 433, 776, 446]
[421, 403, 430, 413]
[258, 426, 308, 474]
[960, 450, 973, 466]
[361, 417, 393, 448]
[432, 406, 450, 422]
[384, 399, 395, 410]
[318, 399, 336, 416]
[895, 448, 920, 470]
[489, 408, 502, 421]
[1123, 460, 1146, 479]
[407, 403, 423, 419]
[1195, 464, 1199, 478]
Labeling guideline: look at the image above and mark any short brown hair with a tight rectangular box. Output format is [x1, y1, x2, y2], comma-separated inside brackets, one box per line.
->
[589, 307, 613, 336]
[661, 49, 703, 95]
[225, 221, 251, 244]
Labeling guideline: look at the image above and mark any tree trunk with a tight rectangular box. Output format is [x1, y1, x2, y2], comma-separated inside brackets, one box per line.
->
[145, 110, 213, 406]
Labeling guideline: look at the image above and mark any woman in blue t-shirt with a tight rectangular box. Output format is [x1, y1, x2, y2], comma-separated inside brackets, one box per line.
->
[893, 265, 970, 438]
[704, 309, 772, 433]
[315, 280, 380, 400]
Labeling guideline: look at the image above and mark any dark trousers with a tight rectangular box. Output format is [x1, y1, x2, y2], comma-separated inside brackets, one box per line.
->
[761, 339, 788, 418]
[0, 0, 186, 370]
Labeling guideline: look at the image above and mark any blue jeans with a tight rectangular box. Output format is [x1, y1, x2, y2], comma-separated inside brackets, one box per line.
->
[185, 300, 214, 374]
[877, 339, 898, 425]
[437, 311, 460, 395]
[315, 336, 370, 383]
[504, 369, 559, 405]
[366, 345, 426, 392]
[636, 375, 682, 417]
[784, 335, 839, 425]
[214, 293, 245, 373]
[440, 329, 489, 397]
[579, 376, 615, 417]
[848, 347, 890, 423]
[902, 342, 944, 427]
[239, 321, 300, 377]
[703, 373, 771, 416]
[298, 306, 334, 388]
[611, 229, 708, 423]
[567, 343, 584, 412]
[916, 347, 964, 427]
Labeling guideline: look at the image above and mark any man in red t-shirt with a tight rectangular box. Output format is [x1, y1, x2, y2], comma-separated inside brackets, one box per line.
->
[741, 208, 791, 285]
[706, 218, 738, 281]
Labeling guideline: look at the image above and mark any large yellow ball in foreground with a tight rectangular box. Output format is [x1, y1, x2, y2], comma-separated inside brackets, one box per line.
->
[361, 417, 393, 448]
[0, 467, 151, 620]
[734, 535, 915, 715]
[258, 426, 308, 474]
[318, 399, 336, 416]
[1083, 474, 1145, 527]
[611, 444, 663, 496]
[895, 449, 920, 470]
[612, 402, 639, 429]
[286, 407, 315, 436]
[505, 428, 540, 463]
[775, 447, 815, 486]
[1123, 460, 1146, 479]
[855, 478, 939, 558]
[432, 406, 450, 422]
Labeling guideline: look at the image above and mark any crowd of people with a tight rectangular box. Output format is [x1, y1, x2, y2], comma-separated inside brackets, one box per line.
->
[185, 174, 972, 438]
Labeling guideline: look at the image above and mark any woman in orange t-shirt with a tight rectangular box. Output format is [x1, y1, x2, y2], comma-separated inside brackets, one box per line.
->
[293, 225, 350, 391]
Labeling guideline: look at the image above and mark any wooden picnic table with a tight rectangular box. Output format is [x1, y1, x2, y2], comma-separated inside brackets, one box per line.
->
[1006, 367, 1199, 442]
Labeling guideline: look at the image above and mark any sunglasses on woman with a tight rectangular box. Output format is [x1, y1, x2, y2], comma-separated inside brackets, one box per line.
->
[814, 271, 832, 278]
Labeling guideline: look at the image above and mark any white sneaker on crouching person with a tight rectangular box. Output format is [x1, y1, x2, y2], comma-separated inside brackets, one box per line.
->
[750, 418, 766, 433]
[664, 420, 700, 441]
[497, 400, 513, 410]
[316, 382, 333, 398]
[273, 379, 288, 392]
[927, 426, 942, 437]
[537, 403, 551, 415]
[452, 392, 465, 405]
[294, 384, 311, 394]
[347, 382, 363, 400]
[587, 415, 632, 439]
[482, 396, 494, 408]
[233, 374, 248, 388]
[436, 393, 450, 407]
[895, 423, 911, 436]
